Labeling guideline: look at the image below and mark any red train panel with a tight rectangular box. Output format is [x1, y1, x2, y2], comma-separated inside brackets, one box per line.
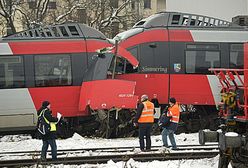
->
[8, 40, 111, 55]
[29, 86, 83, 117]
[120, 29, 169, 48]
[115, 74, 169, 103]
[170, 74, 215, 105]
[79, 79, 138, 111]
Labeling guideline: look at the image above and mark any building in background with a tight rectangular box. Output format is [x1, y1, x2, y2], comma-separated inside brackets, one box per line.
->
[166, 0, 248, 22]
[130, 0, 166, 18]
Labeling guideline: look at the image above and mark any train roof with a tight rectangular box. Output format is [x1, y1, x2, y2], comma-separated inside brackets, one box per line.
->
[133, 11, 242, 29]
[114, 12, 248, 42]
[2, 23, 106, 41]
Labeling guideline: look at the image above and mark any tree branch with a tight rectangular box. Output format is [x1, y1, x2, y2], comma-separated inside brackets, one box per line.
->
[56, 4, 81, 22]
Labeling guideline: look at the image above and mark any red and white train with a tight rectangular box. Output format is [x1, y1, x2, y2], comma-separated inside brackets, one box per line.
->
[0, 23, 138, 138]
[1, 12, 248, 138]
[112, 12, 248, 133]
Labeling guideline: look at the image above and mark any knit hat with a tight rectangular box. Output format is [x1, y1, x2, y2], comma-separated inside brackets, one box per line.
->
[169, 97, 176, 104]
[42, 101, 50, 107]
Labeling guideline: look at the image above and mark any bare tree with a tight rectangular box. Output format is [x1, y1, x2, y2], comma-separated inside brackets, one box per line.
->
[84, 0, 137, 37]
[0, 0, 24, 35]
[0, 0, 142, 37]
[15, 0, 52, 29]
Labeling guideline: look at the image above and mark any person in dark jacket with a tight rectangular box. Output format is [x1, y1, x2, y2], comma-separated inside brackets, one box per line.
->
[134, 95, 155, 151]
[38, 101, 61, 161]
[161, 97, 180, 150]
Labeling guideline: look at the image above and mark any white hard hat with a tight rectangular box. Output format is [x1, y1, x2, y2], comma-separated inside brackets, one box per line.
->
[141, 94, 148, 101]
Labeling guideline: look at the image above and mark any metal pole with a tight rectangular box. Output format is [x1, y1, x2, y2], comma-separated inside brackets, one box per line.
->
[106, 110, 110, 138]
[111, 39, 118, 79]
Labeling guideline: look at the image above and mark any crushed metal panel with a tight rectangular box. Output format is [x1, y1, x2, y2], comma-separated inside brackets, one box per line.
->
[79, 79, 138, 111]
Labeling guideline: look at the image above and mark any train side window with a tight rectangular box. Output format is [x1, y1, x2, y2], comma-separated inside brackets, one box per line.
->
[34, 55, 72, 87]
[108, 57, 126, 75]
[0, 56, 25, 89]
[171, 15, 180, 25]
[128, 46, 138, 59]
[126, 47, 139, 73]
[186, 51, 220, 74]
[59, 26, 69, 37]
[230, 44, 243, 69]
[125, 60, 138, 73]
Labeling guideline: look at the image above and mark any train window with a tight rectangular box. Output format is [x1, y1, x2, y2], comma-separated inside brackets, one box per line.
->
[187, 44, 219, 50]
[68, 26, 79, 36]
[139, 42, 168, 73]
[59, 26, 69, 37]
[34, 55, 72, 87]
[128, 46, 138, 59]
[43, 27, 52, 37]
[125, 60, 138, 73]
[197, 16, 203, 26]
[0, 56, 25, 89]
[190, 16, 197, 26]
[182, 15, 189, 25]
[52, 27, 61, 37]
[108, 57, 125, 75]
[186, 51, 220, 74]
[172, 15, 180, 25]
[230, 44, 243, 69]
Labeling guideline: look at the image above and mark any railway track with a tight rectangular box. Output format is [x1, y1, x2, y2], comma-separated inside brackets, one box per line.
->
[0, 151, 219, 167]
[0, 144, 219, 167]
[0, 143, 218, 155]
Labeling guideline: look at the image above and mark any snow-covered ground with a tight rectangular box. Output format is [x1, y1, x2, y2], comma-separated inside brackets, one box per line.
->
[0, 133, 230, 168]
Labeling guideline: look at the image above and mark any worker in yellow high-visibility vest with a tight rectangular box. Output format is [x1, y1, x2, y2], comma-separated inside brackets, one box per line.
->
[37, 101, 62, 161]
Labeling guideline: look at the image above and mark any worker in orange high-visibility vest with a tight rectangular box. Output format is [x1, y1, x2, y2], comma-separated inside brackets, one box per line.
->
[161, 97, 180, 150]
[134, 94, 155, 151]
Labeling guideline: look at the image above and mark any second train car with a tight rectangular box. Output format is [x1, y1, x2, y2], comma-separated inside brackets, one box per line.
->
[112, 12, 248, 133]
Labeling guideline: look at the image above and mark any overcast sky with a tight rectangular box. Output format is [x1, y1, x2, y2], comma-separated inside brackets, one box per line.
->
[166, 0, 248, 21]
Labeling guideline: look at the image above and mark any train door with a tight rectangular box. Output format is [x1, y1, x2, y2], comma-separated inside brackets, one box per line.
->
[133, 41, 170, 104]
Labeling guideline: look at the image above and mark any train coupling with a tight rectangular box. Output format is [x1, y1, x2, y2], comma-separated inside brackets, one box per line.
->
[199, 130, 246, 150]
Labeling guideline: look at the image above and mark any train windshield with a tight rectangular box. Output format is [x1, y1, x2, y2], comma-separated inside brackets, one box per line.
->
[83, 52, 137, 82]
[83, 53, 113, 82]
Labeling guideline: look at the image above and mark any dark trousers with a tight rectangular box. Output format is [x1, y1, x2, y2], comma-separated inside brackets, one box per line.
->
[138, 123, 153, 150]
[41, 139, 57, 160]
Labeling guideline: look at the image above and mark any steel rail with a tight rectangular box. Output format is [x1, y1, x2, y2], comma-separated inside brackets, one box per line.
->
[0, 150, 219, 167]
[0, 143, 218, 155]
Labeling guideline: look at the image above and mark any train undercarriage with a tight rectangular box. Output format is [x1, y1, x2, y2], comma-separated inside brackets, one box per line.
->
[55, 103, 219, 139]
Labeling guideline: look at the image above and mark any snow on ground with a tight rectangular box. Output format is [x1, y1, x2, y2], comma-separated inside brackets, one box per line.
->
[0, 133, 230, 168]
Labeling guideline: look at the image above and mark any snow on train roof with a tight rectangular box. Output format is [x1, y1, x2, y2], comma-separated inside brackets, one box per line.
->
[113, 28, 143, 42]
